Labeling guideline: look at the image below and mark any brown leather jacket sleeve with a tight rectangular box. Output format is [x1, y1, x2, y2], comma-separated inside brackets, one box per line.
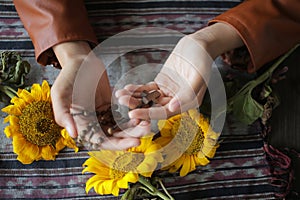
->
[209, 0, 300, 73]
[13, 0, 98, 67]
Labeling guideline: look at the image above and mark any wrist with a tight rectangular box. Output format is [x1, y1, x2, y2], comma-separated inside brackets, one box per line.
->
[190, 23, 244, 59]
[52, 41, 92, 68]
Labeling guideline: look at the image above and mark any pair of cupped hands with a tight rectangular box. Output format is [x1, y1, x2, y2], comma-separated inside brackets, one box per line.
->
[50, 23, 243, 150]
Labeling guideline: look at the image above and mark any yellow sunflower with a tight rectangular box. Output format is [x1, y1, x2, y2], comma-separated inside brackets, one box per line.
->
[1, 80, 78, 164]
[156, 109, 220, 177]
[82, 135, 163, 196]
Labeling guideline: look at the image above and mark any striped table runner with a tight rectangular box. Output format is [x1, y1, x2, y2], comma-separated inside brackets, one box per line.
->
[0, 115, 288, 199]
[0, 0, 292, 199]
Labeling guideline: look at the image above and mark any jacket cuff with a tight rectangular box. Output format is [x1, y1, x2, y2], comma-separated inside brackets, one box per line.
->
[13, 0, 98, 67]
[209, 0, 300, 73]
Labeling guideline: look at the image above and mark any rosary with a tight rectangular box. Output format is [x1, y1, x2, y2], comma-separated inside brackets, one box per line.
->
[71, 90, 160, 150]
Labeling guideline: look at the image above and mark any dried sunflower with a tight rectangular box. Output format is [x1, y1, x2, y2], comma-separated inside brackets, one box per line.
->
[156, 109, 220, 176]
[2, 80, 78, 164]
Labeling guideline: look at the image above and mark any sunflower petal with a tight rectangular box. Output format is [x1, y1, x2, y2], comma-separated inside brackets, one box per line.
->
[18, 89, 35, 104]
[41, 145, 56, 160]
[10, 96, 27, 110]
[4, 125, 19, 138]
[83, 165, 110, 176]
[89, 150, 116, 166]
[202, 144, 218, 158]
[111, 184, 120, 196]
[41, 80, 51, 101]
[83, 157, 101, 168]
[55, 138, 66, 152]
[102, 179, 115, 194]
[17, 153, 34, 164]
[30, 83, 42, 101]
[60, 129, 78, 152]
[117, 178, 129, 189]
[138, 157, 157, 177]
[195, 156, 210, 166]
[12, 135, 27, 154]
[8, 115, 19, 126]
[20, 142, 41, 161]
[13, 136, 41, 164]
[169, 155, 185, 173]
[2, 105, 22, 116]
[180, 155, 191, 176]
[85, 175, 103, 193]
[188, 109, 201, 122]
[94, 179, 107, 195]
[124, 172, 139, 183]
[136, 135, 154, 152]
[144, 143, 161, 154]
[3, 116, 10, 123]
[154, 136, 171, 147]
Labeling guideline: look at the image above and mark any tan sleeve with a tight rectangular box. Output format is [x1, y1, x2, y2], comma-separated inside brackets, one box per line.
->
[209, 0, 300, 73]
[13, 0, 98, 67]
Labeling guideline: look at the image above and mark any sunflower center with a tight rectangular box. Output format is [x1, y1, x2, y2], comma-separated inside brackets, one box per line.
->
[173, 116, 204, 155]
[18, 101, 62, 147]
[36, 118, 52, 133]
[111, 152, 145, 179]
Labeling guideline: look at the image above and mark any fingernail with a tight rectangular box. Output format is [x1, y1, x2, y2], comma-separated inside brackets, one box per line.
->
[129, 111, 140, 121]
[128, 111, 134, 118]
[66, 126, 76, 138]
[114, 90, 121, 98]
[139, 121, 149, 126]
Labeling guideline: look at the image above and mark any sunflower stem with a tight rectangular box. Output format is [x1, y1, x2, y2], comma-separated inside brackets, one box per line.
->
[158, 179, 174, 200]
[139, 186, 156, 195]
[138, 176, 173, 200]
[121, 183, 140, 200]
[0, 85, 17, 99]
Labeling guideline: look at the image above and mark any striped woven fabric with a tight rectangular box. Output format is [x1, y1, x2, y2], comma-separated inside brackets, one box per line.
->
[0, 0, 243, 58]
[0, 115, 288, 199]
[0, 0, 292, 199]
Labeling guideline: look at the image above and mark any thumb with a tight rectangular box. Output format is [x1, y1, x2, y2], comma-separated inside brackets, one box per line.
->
[51, 97, 78, 138]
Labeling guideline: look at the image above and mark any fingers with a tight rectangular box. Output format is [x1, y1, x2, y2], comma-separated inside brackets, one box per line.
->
[71, 104, 152, 151]
[99, 120, 152, 150]
[100, 138, 141, 150]
[113, 120, 151, 138]
[117, 90, 141, 109]
[128, 106, 171, 120]
[124, 82, 159, 93]
[127, 85, 206, 121]
[80, 120, 151, 151]
[115, 82, 158, 98]
[116, 82, 168, 109]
